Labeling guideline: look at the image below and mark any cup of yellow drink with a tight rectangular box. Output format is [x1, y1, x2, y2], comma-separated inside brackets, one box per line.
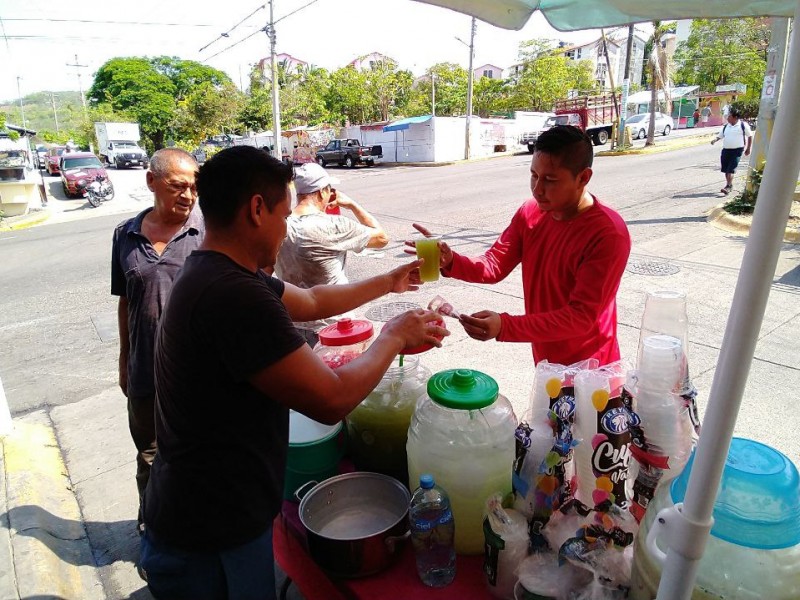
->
[415, 235, 441, 282]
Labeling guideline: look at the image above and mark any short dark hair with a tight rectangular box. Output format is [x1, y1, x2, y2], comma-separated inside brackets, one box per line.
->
[196, 146, 294, 228]
[729, 108, 741, 118]
[534, 125, 594, 175]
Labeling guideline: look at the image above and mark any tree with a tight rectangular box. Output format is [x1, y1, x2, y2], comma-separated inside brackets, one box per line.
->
[673, 19, 769, 99]
[175, 81, 244, 145]
[325, 66, 372, 125]
[88, 57, 236, 149]
[507, 39, 597, 111]
[473, 77, 509, 117]
[646, 21, 674, 146]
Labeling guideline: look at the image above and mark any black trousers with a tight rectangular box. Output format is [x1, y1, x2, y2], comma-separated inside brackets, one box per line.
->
[128, 392, 157, 524]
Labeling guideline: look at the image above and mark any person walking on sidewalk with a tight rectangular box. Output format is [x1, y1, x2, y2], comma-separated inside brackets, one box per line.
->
[139, 146, 445, 600]
[275, 162, 388, 346]
[408, 125, 631, 367]
[711, 108, 753, 195]
[111, 147, 202, 531]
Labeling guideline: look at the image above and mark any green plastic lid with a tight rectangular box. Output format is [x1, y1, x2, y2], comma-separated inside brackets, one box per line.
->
[427, 369, 499, 410]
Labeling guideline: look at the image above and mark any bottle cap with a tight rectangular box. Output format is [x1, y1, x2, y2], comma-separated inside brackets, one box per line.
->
[427, 369, 498, 410]
[420, 474, 434, 489]
[318, 318, 374, 346]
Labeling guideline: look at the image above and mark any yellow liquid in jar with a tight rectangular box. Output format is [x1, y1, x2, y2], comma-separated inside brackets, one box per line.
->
[415, 238, 440, 282]
[408, 448, 512, 555]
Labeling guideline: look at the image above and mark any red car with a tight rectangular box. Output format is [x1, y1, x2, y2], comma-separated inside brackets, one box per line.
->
[59, 152, 108, 197]
[45, 146, 66, 175]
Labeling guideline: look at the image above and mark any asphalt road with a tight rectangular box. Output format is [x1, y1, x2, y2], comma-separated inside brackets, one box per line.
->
[1, 143, 799, 466]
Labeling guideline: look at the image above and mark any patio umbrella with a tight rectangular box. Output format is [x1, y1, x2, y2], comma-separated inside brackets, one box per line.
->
[415, 1, 800, 599]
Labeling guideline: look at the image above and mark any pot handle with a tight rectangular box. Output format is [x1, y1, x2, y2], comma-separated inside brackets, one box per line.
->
[294, 480, 319, 503]
[384, 530, 411, 554]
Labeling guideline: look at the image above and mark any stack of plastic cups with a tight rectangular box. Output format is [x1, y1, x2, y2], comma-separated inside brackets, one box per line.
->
[635, 335, 692, 481]
[637, 291, 689, 395]
[573, 369, 613, 508]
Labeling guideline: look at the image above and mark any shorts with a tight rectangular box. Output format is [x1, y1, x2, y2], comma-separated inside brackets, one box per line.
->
[720, 147, 744, 174]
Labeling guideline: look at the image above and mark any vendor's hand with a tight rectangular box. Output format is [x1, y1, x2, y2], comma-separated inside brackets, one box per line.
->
[387, 259, 423, 294]
[403, 223, 454, 270]
[460, 310, 502, 342]
[382, 309, 450, 351]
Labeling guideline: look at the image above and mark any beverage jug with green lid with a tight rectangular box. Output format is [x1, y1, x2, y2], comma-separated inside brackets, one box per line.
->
[346, 355, 430, 488]
[407, 369, 517, 555]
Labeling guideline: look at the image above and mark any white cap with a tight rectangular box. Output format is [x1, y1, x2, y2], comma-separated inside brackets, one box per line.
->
[294, 163, 340, 195]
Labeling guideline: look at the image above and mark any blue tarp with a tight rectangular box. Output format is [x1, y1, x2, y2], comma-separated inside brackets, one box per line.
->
[383, 115, 433, 132]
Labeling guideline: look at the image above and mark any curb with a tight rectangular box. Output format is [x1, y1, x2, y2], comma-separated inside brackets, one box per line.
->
[1, 411, 104, 599]
[597, 133, 716, 157]
[0, 209, 52, 232]
[707, 203, 800, 243]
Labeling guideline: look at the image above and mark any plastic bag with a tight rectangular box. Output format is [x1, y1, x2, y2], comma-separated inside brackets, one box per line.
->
[484, 494, 530, 599]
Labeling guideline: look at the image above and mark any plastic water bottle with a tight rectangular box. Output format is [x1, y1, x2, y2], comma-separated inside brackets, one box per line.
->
[409, 474, 456, 587]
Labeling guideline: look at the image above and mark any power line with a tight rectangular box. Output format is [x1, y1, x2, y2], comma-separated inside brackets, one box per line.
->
[202, 26, 266, 62]
[274, 0, 321, 25]
[1, 17, 259, 28]
[199, 3, 267, 53]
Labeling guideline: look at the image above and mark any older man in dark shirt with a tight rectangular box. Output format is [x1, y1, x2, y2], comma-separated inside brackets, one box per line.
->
[111, 147, 203, 531]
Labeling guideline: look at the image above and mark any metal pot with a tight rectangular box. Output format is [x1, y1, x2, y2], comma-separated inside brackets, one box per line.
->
[298, 472, 410, 578]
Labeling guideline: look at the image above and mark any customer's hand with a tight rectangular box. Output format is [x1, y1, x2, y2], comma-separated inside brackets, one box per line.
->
[460, 310, 502, 342]
[381, 309, 449, 352]
[403, 223, 454, 270]
[332, 190, 356, 209]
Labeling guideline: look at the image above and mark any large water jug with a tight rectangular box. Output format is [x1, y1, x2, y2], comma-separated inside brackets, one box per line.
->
[346, 355, 430, 488]
[407, 369, 517, 555]
[630, 437, 800, 599]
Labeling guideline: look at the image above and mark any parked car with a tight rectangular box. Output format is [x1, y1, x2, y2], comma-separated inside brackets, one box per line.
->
[315, 139, 382, 168]
[33, 144, 48, 169]
[45, 146, 67, 175]
[625, 112, 673, 140]
[59, 152, 108, 198]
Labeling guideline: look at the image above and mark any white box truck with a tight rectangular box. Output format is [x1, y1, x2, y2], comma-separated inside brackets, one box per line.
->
[94, 122, 149, 169]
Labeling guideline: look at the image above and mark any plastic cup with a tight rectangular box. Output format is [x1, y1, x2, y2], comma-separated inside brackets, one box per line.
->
[415, 234, 441, 282]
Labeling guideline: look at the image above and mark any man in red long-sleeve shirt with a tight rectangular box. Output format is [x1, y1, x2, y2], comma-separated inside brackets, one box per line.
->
[413, 125, 631, 366]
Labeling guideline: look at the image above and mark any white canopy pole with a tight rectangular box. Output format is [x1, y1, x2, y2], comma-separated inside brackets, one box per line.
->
[656, 4, 800, 599]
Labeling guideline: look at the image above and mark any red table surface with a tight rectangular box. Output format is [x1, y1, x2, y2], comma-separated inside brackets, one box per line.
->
[274, 500, 495, 600]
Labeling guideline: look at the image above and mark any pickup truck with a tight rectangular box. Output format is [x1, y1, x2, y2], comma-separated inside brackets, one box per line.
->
[315, 139, 382, 168]
[553, 94, 617, 146]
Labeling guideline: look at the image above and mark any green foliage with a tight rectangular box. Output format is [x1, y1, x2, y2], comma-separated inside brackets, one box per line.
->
[507, 39, 598, 111]
[88, 56, 235, 150]
[1, 91, 85, 137]
[473, 77, 509, 117]
[731, 99, 759, 123]
[7, 130, 19, 141]
[174, 81, 244, 146]
[673, 19, 769, 98]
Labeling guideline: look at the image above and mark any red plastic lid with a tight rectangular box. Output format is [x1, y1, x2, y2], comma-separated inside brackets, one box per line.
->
[318, 318, 374, 347]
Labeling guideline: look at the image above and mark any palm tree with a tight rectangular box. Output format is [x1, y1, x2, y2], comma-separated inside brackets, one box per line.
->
[646, 21, 673, 146]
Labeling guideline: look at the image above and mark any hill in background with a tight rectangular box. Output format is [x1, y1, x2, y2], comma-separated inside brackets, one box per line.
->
[1, 91, 86, 136]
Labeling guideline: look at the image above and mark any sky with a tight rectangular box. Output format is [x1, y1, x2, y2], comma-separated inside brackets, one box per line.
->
[0, 0, 617, 105]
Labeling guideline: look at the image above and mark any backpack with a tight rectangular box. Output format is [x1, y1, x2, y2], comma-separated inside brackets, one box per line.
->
[722, 121, 747, 145]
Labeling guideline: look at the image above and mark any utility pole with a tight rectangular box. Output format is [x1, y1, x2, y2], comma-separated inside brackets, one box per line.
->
[746, 17, 790, 193]
[267, 1, 282, 161]
[617, 24, 636, 148]
[15, 76, 27, 131]
[50, 92, 60, 133]
[464, 17, 476, 160]
[65, 54, 88, 113]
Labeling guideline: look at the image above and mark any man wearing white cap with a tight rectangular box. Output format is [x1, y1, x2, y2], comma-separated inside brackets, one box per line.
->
[275, 162, 388, 345]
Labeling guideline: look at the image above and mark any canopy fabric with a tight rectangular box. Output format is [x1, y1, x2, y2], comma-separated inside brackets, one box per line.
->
[415, 0, 796, 30]
[383, 115, 433, 132]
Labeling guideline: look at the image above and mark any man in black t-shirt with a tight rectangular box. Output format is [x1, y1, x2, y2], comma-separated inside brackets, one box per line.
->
[140, 146, 446, 600]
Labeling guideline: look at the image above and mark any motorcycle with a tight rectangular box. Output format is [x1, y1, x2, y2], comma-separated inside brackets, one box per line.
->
[81, 174, 115, 208]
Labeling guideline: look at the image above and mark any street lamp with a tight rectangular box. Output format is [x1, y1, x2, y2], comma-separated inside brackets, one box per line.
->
[455, 17, 476, 160]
